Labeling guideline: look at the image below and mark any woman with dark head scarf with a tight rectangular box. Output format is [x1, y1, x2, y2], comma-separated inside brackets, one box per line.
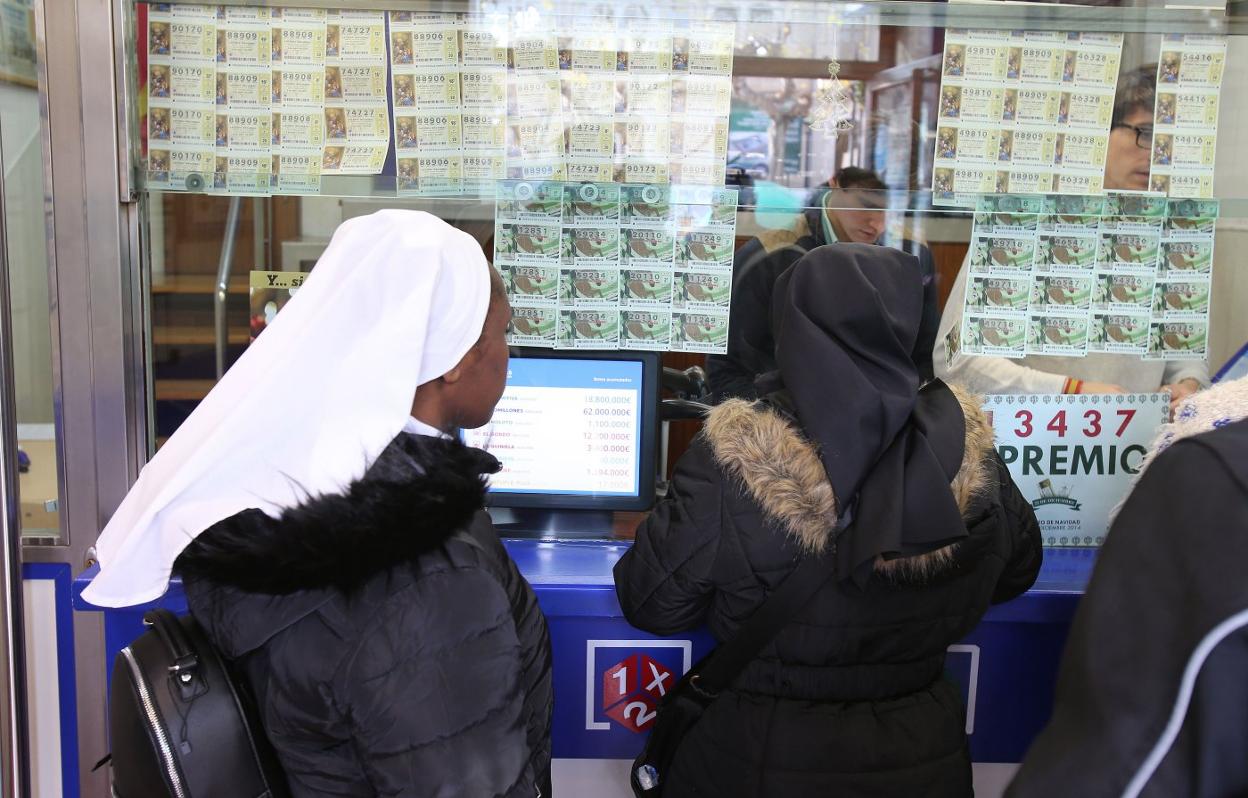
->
[615, 243, 1042, 797]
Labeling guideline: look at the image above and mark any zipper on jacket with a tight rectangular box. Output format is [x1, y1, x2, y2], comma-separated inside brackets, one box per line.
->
[121, 646, 187, 798]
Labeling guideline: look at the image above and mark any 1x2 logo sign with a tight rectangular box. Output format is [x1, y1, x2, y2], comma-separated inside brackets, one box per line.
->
[586, 640, 692, 733]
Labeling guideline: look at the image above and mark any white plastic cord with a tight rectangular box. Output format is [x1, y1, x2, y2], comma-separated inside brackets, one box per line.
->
[1121, 607, 1248, 798]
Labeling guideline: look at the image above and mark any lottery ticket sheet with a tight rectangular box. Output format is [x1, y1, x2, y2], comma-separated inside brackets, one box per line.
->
[271, 7, 328, 192]
[955, 192, 1215, 361]
[1149, 34, 1227, 199]
[934, 29, 1123, 205]
[145, 5, 396, 191]
[495, 180, 738, 353]
[321, 9, 388, 175]
[147, 4, 219, 190]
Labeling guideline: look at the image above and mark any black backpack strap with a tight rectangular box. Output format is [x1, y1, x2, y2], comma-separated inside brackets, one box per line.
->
[693, 552, 836, 696]
[144, 609, 200, 679]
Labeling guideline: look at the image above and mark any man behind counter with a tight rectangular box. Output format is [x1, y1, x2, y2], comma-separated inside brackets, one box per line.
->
[934, 65, 1210, 405]
[707, 167, 940, 400]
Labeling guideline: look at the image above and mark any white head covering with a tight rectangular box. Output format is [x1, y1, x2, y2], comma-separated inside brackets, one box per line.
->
[1109, 374, 1248, 524]
[83, 210, 492, 607]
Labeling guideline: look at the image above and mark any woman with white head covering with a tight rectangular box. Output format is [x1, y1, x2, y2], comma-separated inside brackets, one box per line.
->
[88, 211, 553, 797]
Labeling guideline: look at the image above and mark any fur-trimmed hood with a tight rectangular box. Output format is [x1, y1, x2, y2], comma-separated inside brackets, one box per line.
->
[175, 433, 501, 596]
[703, 386, 994, 572]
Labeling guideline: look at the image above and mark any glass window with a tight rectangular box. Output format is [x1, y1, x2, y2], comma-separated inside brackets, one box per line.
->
[1, 0, 59, 540]
[129, 3, 1248, 546]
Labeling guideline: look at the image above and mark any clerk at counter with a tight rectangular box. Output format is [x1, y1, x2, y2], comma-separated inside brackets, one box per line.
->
[934, 66, 1211, 405]
[707, 167, 940, 400]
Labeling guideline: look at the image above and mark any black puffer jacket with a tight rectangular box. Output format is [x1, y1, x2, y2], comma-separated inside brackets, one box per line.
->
[615, 389, 1042, 798]
[176, 434, 553, 798]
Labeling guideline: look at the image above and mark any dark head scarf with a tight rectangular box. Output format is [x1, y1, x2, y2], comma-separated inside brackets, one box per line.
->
[768, 243, 968, 586]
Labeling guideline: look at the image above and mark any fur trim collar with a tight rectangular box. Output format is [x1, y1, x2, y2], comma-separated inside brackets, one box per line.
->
[704, 399, 838, 554]
[703, 386, 994, 570]
[174, 434, 501, 595]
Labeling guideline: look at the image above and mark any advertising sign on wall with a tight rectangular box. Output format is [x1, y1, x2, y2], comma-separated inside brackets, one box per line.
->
[984, 392, 1169, 546]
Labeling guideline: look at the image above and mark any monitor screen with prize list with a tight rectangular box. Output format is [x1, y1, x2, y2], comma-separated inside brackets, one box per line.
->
[463, 356, 645, 500]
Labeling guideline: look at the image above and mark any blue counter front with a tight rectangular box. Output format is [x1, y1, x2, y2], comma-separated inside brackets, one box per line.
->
[73, 541, 1094, 766]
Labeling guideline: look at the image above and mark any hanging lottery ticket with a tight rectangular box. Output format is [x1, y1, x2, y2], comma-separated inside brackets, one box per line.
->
[269, 7, 325, 193]
[391, 11, 465, 196]
[320, 9, 388, 175]
[1143, 197, 1217, 361]
[211, 6, 273, 194]
[505, 13, 565, 183]
[1149, 34, 1227, 199]
[934, 29, 1122, 206]
[145, 4, 218, 190]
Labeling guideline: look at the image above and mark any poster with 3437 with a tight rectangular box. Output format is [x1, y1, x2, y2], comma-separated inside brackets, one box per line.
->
[984, 392, 1169, 546]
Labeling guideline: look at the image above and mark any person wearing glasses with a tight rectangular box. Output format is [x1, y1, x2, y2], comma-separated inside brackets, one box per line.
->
[933, 66, 1209, 409]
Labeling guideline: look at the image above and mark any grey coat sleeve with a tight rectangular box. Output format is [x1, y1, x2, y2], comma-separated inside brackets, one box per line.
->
[1161, 357, 1211, 388]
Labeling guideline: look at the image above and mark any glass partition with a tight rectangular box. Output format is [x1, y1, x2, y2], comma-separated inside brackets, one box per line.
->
[130, 0, 1248, 544]
[2, 0, 61, 541]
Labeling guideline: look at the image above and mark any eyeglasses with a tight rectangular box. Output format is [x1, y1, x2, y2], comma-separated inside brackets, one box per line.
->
[1112, 123, 1154, 150]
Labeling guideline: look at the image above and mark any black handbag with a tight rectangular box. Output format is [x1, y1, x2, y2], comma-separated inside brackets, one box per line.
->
[108, 609, 291, 798]
[629, 553, 836, 796]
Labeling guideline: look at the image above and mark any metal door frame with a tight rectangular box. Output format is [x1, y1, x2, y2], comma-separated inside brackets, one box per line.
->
[0, 112, 34, 798]
[25, 1, 149, 795]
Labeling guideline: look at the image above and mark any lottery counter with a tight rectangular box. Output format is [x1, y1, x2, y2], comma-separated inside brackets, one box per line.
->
[74, 541, 1093, 784]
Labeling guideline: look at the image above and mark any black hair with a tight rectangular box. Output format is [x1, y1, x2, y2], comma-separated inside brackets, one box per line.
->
[1113, 64, 1156, 126]
[489, 267, 507, 303]
[833, 167, 887, 191]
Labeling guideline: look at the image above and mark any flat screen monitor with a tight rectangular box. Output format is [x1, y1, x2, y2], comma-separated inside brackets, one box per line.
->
[462, 349, 659, 511]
